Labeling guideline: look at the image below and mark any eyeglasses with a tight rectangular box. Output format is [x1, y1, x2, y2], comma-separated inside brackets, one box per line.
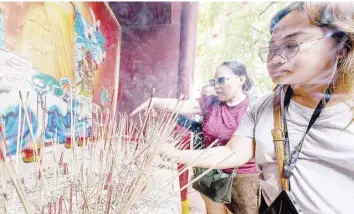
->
[209, 76, 239, 87]
[259, 37, 326, 63]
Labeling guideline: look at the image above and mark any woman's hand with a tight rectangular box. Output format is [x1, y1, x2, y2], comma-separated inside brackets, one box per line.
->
[160, 143, 181, 163]
[160, 135, 255, 169]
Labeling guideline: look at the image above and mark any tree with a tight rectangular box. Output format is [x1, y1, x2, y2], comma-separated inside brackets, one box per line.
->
[194, 2, 288, 98]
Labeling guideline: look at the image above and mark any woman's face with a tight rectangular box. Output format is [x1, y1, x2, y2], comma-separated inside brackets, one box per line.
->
[214, 65, 244, 102]
[267, 10, 339, 87]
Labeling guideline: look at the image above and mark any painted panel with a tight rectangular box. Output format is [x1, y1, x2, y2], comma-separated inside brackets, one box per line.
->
[0, 2, 120, 155]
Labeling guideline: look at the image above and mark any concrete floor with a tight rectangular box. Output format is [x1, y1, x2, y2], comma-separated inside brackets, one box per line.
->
[188, 186, 207, 214]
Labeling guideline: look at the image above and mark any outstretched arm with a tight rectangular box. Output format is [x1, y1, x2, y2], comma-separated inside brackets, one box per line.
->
[130, 97, 202, 117]
[164, 135, 255, 169]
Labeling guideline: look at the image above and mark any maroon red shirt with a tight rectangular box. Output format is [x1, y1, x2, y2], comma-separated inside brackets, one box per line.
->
[199, 95, 256, 174]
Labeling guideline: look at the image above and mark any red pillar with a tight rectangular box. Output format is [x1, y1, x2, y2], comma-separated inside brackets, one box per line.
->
[177, 2, 198, 214]
[178, 132, 191, 214]
[177, 2, 198, 98]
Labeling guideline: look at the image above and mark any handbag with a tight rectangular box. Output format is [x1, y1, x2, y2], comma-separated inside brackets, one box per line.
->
[192, 167, 236, 204]
[176, 114, 237, 204]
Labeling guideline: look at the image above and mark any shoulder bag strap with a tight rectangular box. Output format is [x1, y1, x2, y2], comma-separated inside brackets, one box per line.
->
[271, 87, 289, 191]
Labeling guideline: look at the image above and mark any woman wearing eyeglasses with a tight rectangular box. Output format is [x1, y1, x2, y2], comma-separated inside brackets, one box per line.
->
[161, 2, 354, 214]
[130, 61, 259, 214]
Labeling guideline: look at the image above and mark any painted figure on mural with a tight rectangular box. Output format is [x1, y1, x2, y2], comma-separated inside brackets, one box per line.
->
[30, 73, 64, 106]
[73, 3, 106, 97]
[0, 2, 114, 154]
[0, 49, 84, 145]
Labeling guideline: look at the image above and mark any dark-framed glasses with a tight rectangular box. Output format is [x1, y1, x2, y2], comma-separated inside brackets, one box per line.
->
[209, 76, 238, 87]
[259, 37, 326, 63]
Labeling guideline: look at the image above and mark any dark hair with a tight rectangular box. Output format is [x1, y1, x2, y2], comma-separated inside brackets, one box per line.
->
[269, 2, 354, 92]
[219, 61, 253, 91]
[270, 2, 349, 45]
[269, 3, 303, 34]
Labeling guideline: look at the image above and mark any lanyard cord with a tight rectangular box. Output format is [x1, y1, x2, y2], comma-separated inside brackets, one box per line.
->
[282, 84, 334, 178]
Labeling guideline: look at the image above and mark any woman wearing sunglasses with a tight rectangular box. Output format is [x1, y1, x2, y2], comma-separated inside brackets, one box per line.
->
[130, 61, 259, 214]
[162, 2, 354, 214]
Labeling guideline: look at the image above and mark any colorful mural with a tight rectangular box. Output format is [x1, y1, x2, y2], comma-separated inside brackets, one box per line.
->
[0, 2, 120, 154]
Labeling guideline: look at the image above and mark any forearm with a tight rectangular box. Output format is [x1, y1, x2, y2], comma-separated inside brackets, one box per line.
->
[153, 98, 179, 112]
[153, 98, 200, 116]
[169, 146, 253, 169]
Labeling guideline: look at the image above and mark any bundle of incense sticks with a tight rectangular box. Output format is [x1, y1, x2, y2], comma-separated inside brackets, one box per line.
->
[0, 90, 234, 214]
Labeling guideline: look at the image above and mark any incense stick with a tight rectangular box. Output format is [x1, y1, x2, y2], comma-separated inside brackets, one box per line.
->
[2, 87, 219, 214]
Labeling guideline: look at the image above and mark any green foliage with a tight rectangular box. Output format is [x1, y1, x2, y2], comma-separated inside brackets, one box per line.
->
[194, 2, 288, 96]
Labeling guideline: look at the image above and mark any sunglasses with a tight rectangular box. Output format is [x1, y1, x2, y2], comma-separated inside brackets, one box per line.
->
[209, 76, 239, 87]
